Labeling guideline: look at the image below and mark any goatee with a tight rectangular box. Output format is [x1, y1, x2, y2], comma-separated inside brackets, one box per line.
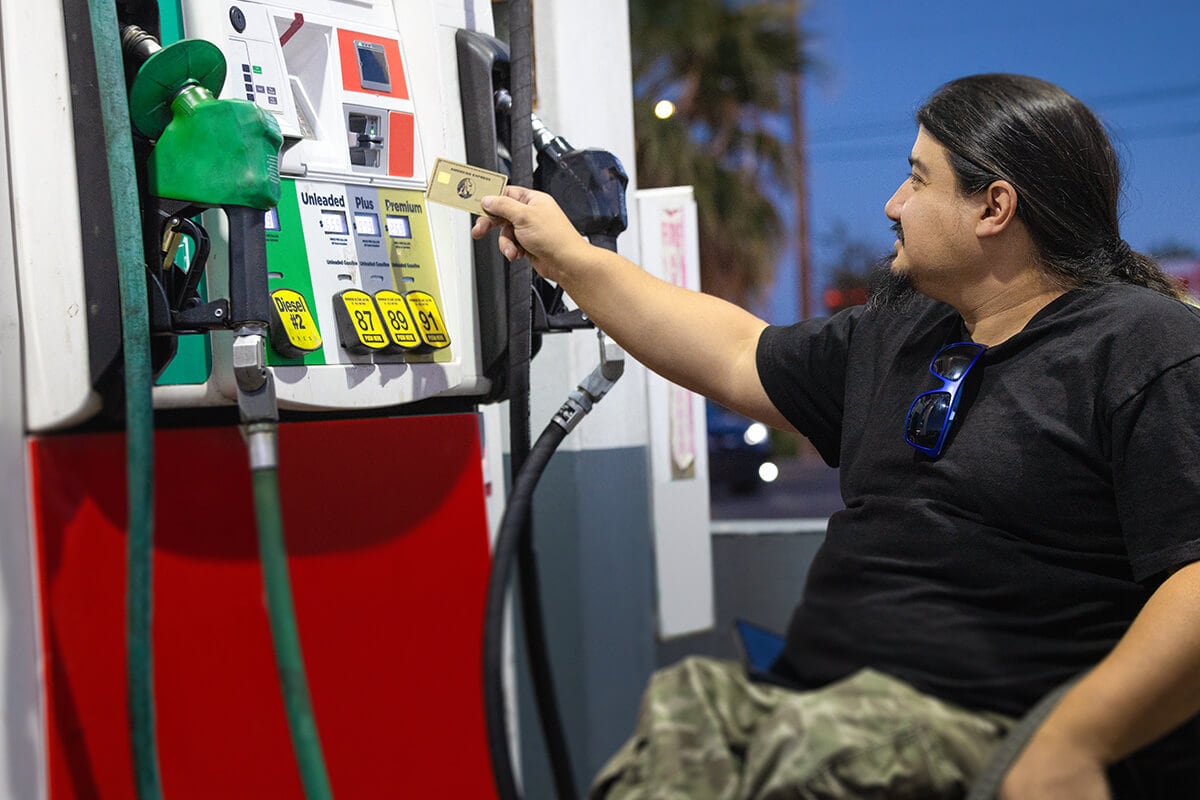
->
[866, 256, 918, 313]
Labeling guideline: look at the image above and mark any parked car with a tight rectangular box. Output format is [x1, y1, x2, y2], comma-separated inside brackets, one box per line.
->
[706, 402, 777, 494]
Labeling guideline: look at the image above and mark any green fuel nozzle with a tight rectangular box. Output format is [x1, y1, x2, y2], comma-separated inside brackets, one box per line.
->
[124, 26, 280, 418]
[124, 25, 282, 210]
[123, 25, 280, 327]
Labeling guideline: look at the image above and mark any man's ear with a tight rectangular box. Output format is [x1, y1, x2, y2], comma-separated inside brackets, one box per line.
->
[976, 180, 1018, 238]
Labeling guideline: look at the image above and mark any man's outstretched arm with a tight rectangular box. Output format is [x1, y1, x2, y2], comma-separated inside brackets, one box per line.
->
[472, 186, 794, 431]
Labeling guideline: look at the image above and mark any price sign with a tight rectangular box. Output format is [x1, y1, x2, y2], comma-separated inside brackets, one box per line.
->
[333, 289, 388, 353]
[373, 290, 421, 352]
[268, 288, 323, 358]
[404, 291, 450, 351]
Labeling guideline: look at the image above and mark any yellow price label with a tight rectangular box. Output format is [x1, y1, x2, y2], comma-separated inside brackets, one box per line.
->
[373, 290, 421, 351]
[269, 288, 322, 357]
[334, 289, 389, 352]
[404, 290, 450, 350]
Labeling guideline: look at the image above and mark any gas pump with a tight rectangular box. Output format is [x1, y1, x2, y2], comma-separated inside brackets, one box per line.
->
[2, 0, 511, 797]
[0, 0, 642, 796]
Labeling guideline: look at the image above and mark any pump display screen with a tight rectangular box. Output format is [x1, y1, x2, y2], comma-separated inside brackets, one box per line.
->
[354, 212, 380, 237]
[322, 209, 349, 235]
[386, 215, 411, 239]
[355, 41, 392, 93]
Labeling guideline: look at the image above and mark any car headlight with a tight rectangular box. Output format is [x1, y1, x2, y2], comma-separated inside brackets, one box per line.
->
[743, 422, 769, 447]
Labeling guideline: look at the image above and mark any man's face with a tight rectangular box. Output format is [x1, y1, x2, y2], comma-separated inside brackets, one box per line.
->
[883, 127, 981, 295]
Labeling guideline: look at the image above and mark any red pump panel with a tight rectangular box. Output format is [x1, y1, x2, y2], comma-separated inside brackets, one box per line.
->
[388, 111, 415, 177]
[31, 415, 497, 799]
[337, 29, 409, 100]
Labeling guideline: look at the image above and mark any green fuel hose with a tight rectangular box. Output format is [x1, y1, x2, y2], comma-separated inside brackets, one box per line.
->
[252, 466, 334, 800]
[89, 1, 324, 796]
[84, 0, 162, 797]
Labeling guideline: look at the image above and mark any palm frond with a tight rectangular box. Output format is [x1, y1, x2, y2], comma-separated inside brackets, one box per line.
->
[630, 0, 809, 305]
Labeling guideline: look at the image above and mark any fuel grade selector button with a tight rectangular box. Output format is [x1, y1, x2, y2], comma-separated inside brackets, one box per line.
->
[333, 289, 388, 353]
[404, 291, 450, 352]
[268, 288, 322, 358]
[372, 290, 421, 352]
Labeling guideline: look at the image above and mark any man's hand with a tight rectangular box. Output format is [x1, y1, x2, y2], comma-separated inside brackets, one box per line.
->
[999, 727, 1111, 800]
[996, 560, 1200, 799]
[470, 186, 589, 283]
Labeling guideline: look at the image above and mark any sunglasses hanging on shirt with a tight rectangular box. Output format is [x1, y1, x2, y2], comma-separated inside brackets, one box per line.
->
[905, 341, 986, 458]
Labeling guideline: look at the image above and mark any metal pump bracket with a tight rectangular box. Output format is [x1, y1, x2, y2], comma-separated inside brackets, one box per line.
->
[553, 331, 626, 434]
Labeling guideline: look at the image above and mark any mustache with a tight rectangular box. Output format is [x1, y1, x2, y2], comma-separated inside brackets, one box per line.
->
[891, 221, 904, 243]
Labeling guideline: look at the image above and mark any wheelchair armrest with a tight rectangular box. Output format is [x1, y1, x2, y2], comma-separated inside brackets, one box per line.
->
[965, 676, 1081, 800]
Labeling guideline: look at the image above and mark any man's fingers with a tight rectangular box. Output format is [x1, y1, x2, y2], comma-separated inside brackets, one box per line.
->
[470, 215, 494, 239]
[501, 185, 537, 203]
[498, 224, 525, 262]
[478, 187, 545, 260]
[480, 193, 526, 223]
[482, 186, 547, 220]
[471, 204, 526, 260]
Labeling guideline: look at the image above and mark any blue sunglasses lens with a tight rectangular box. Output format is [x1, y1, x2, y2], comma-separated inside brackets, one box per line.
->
[906, 391, 952, 448]
[931, 343, 982, 380]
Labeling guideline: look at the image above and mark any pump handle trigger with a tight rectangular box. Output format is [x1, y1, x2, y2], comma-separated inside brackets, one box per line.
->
[158, 214, 212, 310]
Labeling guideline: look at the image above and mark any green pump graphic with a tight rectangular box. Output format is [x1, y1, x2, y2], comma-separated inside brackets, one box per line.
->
[119, 25, 333, 800]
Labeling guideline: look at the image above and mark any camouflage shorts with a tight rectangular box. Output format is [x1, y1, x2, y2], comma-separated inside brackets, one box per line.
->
[589, 657, 1013, 800]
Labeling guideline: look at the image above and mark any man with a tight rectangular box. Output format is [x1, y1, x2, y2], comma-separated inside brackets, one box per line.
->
[472, 74, 1200, 799]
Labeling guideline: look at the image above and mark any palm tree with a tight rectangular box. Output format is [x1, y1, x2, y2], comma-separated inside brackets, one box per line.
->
[629, 0, 809, 306]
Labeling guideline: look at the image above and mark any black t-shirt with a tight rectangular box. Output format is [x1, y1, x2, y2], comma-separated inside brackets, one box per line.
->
[756, 284, 1200, 720]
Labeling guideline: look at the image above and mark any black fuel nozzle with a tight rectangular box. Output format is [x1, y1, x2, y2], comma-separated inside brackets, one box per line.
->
[493, 89, 629, 253]
[529, 115, 629, 332]
[493, 91, 629, 337]
[530, 114, 573, 168]
[529, 114, 628, 254]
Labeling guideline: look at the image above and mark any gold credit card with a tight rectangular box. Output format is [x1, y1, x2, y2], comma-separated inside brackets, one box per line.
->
[425, 157, 508, 215]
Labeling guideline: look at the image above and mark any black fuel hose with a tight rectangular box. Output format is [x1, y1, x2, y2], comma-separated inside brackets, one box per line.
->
[489, 0, 580, 797]
[484, 422, 571, 800]
[485, 347, 623, 800]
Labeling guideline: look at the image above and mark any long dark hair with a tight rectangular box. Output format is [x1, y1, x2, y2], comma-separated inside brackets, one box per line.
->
[916, 73, 1180, 298]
